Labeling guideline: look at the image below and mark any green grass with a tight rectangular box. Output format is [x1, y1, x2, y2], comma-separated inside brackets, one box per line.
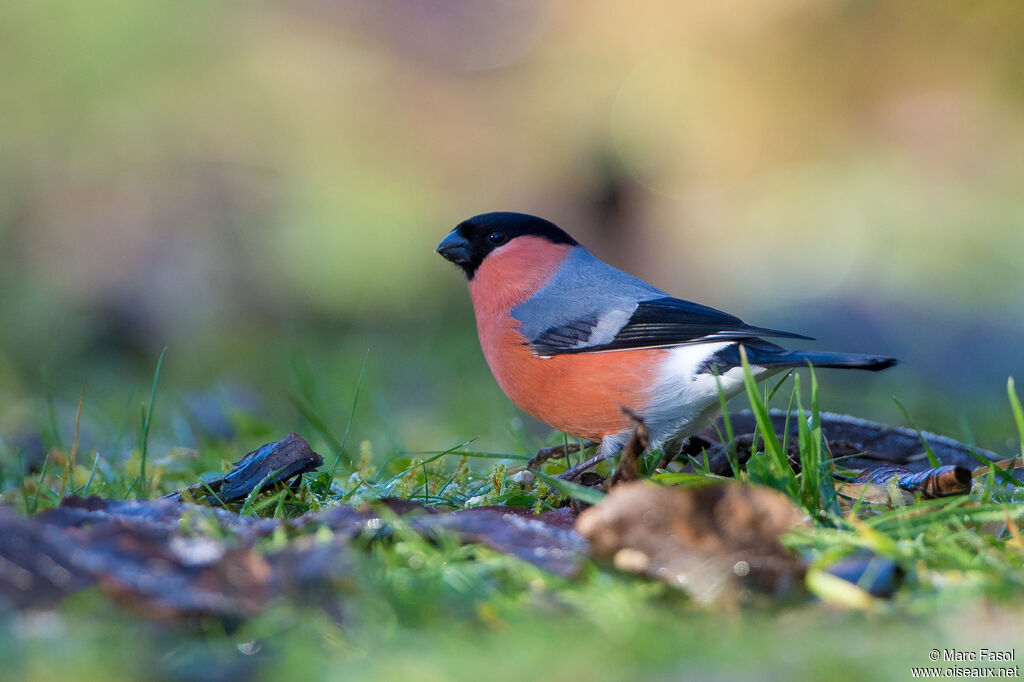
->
[1, 354, 1022, 682]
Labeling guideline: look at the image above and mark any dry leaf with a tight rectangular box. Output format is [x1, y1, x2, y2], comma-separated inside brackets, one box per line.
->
[576, 481, 805, 604]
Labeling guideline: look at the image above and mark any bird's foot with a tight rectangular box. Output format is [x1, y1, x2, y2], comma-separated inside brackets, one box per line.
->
[527, 440, 598, 470]
[558, 451, 609, 481]
[656, 435, 712, 470]
[560, 408, 651, 484]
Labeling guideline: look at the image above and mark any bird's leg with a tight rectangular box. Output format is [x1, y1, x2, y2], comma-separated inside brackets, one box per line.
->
[657, 438, 684, 470]
[657, 435, 712, 470]
[559, 408, 643, 481]
[558, 449, 609, 481]
[527, 439, 598, 470]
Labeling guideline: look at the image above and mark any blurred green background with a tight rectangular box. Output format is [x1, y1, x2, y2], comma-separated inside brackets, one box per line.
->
[3, 0, 1024, 461]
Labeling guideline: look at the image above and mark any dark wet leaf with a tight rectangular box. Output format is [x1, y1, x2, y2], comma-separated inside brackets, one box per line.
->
[38, 495, 280, 537]
[4, 452, 591, 618]
[304, 500, 588, 577]
[687, 410, 998, 476]
[823, 554, 903, 598]
[0, 504, 276, 619]
[412, 508, 589, 578]
[67, 520, 273, 620]
[849, 464, 973, 498]
[576, 481, 805, 603]
[301, 503, 388, 537]
[264, 537, 357, 621]
[165, 433, 323, 503]
[3, 499, 358, 621]
[218, 432, 323, 501]
[460, 505, 579, 530]
[529, 506, 578, 530]
[0, 507, 95, 609]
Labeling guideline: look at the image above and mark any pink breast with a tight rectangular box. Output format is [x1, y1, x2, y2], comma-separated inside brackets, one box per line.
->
[467, 238, 664, 440]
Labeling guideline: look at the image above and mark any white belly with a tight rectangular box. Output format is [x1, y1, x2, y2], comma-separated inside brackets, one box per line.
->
[640, 343, 777, 449]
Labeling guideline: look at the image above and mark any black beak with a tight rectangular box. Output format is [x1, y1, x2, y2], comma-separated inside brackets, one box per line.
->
[436, 231, 471, 264]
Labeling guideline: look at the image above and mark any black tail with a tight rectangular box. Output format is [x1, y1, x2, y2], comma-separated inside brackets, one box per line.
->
[744, 345, 897, 372]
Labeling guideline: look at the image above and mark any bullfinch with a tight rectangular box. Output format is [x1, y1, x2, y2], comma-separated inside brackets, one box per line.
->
[437, 212, 896, 468]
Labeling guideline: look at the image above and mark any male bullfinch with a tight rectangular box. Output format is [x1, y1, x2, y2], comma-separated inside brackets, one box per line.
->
[437, 212, 896, 469]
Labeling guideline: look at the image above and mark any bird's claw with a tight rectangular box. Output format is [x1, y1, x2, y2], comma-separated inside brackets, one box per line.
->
[527, 440, 598, 470]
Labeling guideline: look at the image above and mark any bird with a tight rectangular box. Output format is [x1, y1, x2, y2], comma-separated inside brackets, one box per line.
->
[436, 211, 896, 473]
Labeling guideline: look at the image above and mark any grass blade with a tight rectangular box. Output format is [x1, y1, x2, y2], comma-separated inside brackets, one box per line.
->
[78, 452, 101, 496]
[892, 397, 940, 468]
[327, 349, 371, 486]
[423, 450, 531, 461]
[712, 371, 740, 477]
[135, 347, 167, 499]
[812, 366, 840, 516]
[534, 471, 606, 506]
[1008, 377, 1024, 460]
[795, 372, 819, 513]
[739, 346, 798, 499]
[64, 381, 86, 497]
[26, 452, 51, 515]
[41, 368, 63, 451]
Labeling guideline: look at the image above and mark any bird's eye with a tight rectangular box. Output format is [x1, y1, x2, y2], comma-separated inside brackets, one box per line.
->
[488, 230, 506, 245]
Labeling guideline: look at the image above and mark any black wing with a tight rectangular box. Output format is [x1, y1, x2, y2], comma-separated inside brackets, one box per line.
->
[530, 296, 812, 355]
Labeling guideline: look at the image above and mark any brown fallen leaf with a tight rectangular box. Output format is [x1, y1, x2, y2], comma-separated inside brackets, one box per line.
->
[971, 456, 1024, 486]
[604, 410, 649, 491]
[575, 481, 805, 604]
